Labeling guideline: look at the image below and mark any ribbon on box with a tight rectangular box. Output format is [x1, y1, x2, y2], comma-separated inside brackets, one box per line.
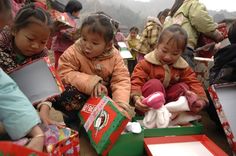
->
[84, 96, 110, 132]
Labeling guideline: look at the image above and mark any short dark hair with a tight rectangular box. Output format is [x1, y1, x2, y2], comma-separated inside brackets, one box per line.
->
[228, 21, 236, 44]
[159, 24, 188, 51]
[129, 26, 139, 33]
[0, 0, 11, 13]
[65, 0, 83, 15]
[80, 14, 114, 43]
[13, 4, 53, 32]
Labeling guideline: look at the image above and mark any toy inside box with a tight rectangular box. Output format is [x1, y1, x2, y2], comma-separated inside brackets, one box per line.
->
[9, 57, 64, 105]
[43, 125, 80, 156]
[134, 116, 203, 137]
[208, 83, 236, 154]
[144, 135, 228, 156]
[78, 95, 130, 156]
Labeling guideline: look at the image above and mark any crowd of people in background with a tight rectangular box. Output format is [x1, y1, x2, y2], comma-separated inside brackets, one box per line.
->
[0, 0, 236, 154]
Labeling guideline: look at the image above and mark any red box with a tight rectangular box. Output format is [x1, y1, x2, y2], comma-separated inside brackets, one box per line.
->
[0, 142, 48, 156]
[208, 83, 236, 153]
[144, 135, 227, 156]
[197, 23, 228, 58]
[78, 95, 130, 156]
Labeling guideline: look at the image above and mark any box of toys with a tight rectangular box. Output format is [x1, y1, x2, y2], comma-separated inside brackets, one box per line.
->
[134, 116, 203, 138]
[78, 95, 130, 156]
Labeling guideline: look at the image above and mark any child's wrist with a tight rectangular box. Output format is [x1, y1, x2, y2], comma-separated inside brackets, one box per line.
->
[133, 95, 140, 104]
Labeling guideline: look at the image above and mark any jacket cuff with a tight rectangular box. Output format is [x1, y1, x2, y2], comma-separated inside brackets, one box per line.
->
[85, 75, 103, 95]
[37, 101, 52, 110]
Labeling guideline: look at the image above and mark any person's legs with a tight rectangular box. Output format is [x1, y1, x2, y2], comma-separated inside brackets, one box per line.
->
[127, 59, 137, 75]
[166, 83, 189, 102]
[182, 47, 195, 69]
[141, 79, 166, 98]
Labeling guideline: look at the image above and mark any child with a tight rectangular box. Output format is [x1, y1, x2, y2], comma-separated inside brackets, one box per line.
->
[0, 4, 61, 126]
[126, 26, 140, 74]
[164, 0, 223, 68]
[0, 1, 44, 151]
[57, 14, 132, 117]
[51, 0, 82, 69]
[136, 8, 170, 61]
[131, 24, 207, 115]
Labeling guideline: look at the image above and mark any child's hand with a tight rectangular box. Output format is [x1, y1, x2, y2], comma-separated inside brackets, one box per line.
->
[92, 82, 108, 97]
[133, 96, 149, 112]
[190, 99, 206, 113]
[41, 117, 66, 128]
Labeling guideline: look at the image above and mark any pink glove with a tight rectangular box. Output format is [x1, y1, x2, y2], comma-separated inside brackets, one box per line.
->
[142, 92, 165, 109]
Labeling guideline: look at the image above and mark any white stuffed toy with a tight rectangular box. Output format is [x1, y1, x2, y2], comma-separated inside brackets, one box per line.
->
[142, 92, 201, 128]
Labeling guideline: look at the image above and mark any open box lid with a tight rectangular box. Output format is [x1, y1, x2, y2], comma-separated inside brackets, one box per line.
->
[208, 83, 236, 153]
[144, 135, 227, 156]
[117, 42, 133, 59]
[9, 58, 64, 105]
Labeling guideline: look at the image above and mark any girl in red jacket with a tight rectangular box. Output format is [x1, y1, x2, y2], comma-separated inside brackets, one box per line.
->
[131, 24, 207, 116]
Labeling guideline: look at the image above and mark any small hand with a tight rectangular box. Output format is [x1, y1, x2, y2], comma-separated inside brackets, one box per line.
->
[190, 99, 206, 113]
[92, 83, 108, 97]
[134, 96, 149, 112]
[41, 117, 66, 128]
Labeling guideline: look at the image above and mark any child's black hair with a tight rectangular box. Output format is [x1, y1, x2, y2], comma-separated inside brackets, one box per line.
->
[159, 24, 188, 50]
[129, 26, 139, 33]
[80, 14, 114, 43]
[158, 8, 170, 19]
[228, 21, 236, 44]
[13, 3, 53, 32]
[64, 0, 83, 15]
[0, 0, 11, 13]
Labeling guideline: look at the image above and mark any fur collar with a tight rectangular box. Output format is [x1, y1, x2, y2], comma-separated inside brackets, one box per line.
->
[144, 51, 189, 69]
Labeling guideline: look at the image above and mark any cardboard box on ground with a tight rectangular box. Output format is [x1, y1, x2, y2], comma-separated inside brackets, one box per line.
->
[78, 95, 130, 156]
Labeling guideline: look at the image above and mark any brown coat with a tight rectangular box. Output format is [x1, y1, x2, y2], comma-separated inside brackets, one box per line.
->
[58, 40, 131, 107]
[131, 51, 207, 100]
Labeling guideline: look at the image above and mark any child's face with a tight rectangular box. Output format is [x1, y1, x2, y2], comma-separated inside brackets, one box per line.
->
[80, 26, 111, 59]
[72, 11, 80, 18]
[155, 40, 183, 65]
[130, 30, 137, 39]
[13, 22, 50, 56]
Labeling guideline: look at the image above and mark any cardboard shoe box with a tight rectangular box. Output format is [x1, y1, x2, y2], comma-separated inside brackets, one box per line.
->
[78, 95, 130, 156]
[134, 116, 203, 138]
